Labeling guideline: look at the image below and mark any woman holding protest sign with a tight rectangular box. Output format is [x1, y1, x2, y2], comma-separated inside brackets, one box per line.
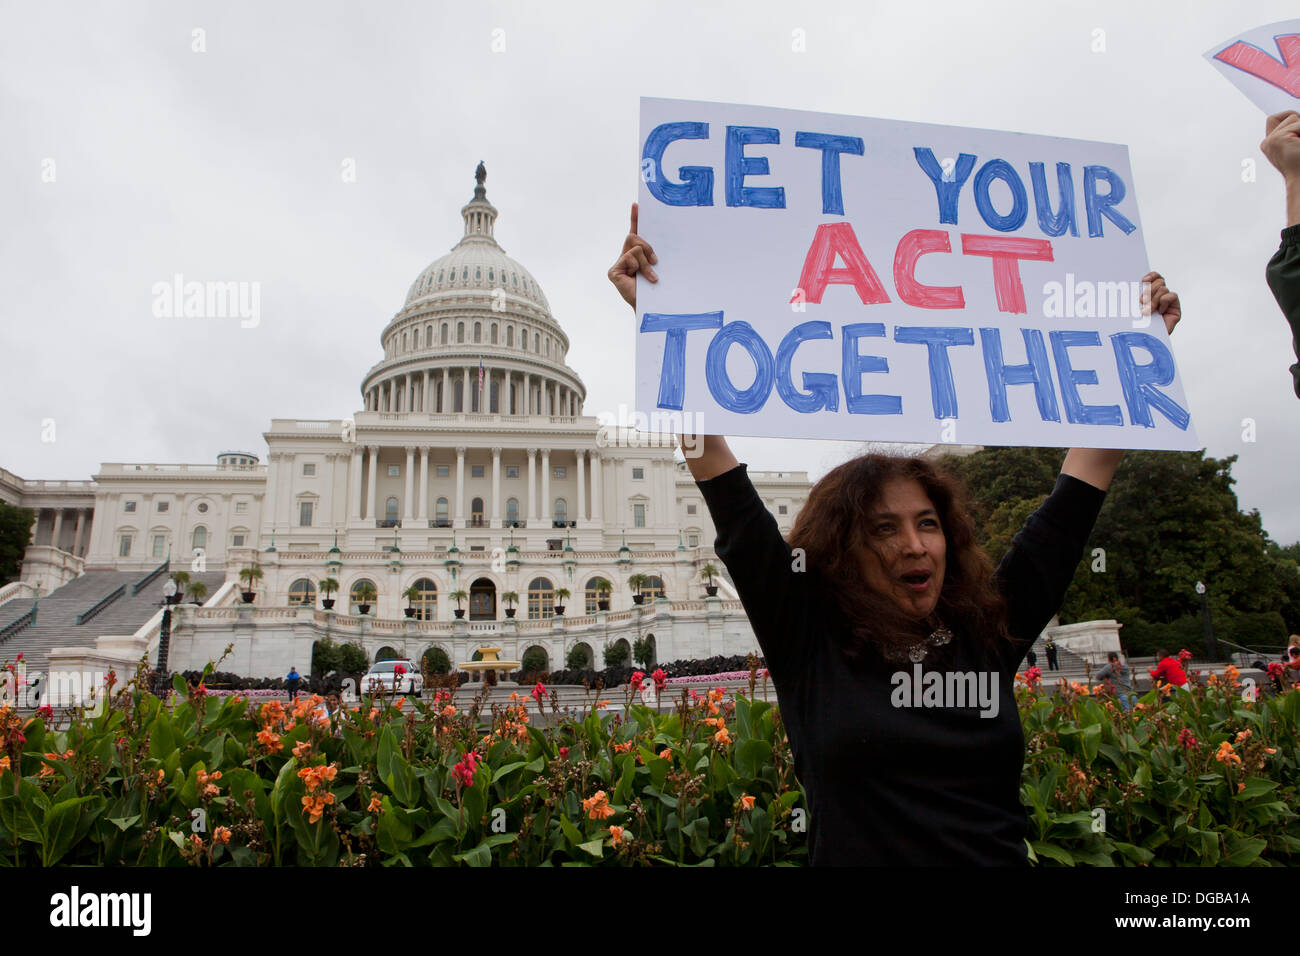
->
[609, 203, 1181, 865]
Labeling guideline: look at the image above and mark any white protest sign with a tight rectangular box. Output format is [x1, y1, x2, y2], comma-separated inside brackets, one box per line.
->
[1205, 20, 1300, 115]
[634, 97, 1198, 451]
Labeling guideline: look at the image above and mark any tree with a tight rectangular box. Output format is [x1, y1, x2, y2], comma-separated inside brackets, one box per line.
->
[422, 646, 451, 675]
[633, 635, 655, 668]
[603, 640, 630, 668]
[0, 501, 34, 585]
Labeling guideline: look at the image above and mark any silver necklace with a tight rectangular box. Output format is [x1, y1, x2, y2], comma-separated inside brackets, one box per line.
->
[883, 624, 954, 663]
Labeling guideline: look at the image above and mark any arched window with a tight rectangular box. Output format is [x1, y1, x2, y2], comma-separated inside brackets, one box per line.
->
[488, 268, 494, 282]
[471, 497, 484, 527]
[457, 322, 465, 343]
[474, 321, 482, 344]
[506, 326, 513, 347]
[584, 576, 607, 614]
[506, 498, 519, 525]
[527, 577, 554, 619]
[518, 326, 526, 348]
[490, 323, 498, 344]
[385, 497, 399, 526]
[544, 337, 549, 356]
[534, 332, 539, 352]
[435, 497, 449, 527]
[426, 324, 432, 346]
[191, 526, 207, 551]
[349, 579, 377, 615]
[288, 579, 316, 606]
[441, 323, 449, 345]
[489, 380, 499, 413]
[642, 575, 666, 600]
[554, 498, 567, 524]
[402, 332, 407, 350]
[411, 578, 437, 621]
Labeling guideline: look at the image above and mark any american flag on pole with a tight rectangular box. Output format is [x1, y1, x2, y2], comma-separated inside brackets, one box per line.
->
[477, 358, 484, 393]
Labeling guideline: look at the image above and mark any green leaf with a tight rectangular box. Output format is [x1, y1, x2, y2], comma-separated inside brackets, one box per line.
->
[577, 838, 605, 858]
[1235, 777, 1278, 801]
[1030, 841, 1075, 866]
[42, 796, 99, 866]
[1222, 835, 1266, 867]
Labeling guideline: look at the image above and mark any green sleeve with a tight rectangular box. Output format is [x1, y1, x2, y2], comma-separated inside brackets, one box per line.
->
[1266, 224, 1300, 399]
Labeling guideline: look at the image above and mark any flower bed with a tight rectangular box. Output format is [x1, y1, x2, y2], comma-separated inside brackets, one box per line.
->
[0, 656, 1296, 866]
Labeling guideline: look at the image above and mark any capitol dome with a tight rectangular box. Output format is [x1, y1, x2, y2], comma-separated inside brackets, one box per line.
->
[403, 170, 551, 314]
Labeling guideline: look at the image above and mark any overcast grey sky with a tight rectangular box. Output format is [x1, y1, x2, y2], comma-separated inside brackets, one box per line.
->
[3, 0, 1299, 543]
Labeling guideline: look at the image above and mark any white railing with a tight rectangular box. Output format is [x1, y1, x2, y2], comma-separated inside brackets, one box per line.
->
[0, 581, 39, 607]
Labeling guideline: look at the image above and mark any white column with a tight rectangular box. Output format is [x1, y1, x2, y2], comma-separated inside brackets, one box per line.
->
[72, 509, 86, 555]
[51, 510, 65, 551]
[505, 370, 513, 414]
[403, 446, 415, 520]
[526, 447, 536, 523]
[423, 370, 431, 412]
[491, 447, 502, 527]
[441, 369, 451, 413]
[366, 445, 379, 521]
[418, 447, 430, 521]
[540, 448, 552, 526]
[350, 447, 364, 521]
[577, 449, 586, 523]
[524, 373, 531, 415]
[455, 446, 466, 523]
[591, 451, 603, 523]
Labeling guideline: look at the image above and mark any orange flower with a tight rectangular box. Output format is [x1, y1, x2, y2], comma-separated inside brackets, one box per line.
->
[367, 796, 382, 813]
[1223, 664, 1240, 683]
[1215, 741, 1242, 766]
[190, 833, 204, 848]
[613, 741, 632, 754]
[740, 794, 755, 811]
[301, 791, 336, 824]
[260, 700, 286, 726]
[394, 697, 405, 712]
[292, 740, 313, 759]
[1237, 782, 1246, 794]
[596, 700, 610, 709]
[213, 826, 231, 845]
[256, 728, 282, 753]
[582, 790, 615, 820]
[1234, 729, 1252, 744]
[713, 722, 732, 746]
[609, 825, 625, 845]
[298, 763, 339, 793]
[659, 748, 672, 762]
[368, 707, 379, 722]
[440, 705, 456, 718]
[1265, 747, 1277, 755]
[0, 755, 9, 773]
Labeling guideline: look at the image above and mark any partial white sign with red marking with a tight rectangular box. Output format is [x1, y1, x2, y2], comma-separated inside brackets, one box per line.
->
[1205, 20, 1300, 115]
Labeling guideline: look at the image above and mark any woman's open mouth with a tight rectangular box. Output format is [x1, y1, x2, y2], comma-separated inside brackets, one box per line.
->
[900, 570, 932, 593]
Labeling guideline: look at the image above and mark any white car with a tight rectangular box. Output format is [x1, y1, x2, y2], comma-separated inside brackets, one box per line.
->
[361, 659, 423, 697]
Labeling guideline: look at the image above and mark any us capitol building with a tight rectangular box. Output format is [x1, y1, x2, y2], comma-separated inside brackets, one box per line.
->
[0, 167, 812, 685]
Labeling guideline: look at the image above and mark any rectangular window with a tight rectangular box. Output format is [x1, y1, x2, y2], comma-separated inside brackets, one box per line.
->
[124, 501, 136, 513]
[436, 465, 449, 478]
[471, 464, 485, 478]
[235, 501, 248, 514]
[119, 535, 132, 556]
[469, 545, 486, 552]
[688, 534, 699, 547]
[152, 535, 165, 558]
[506, 465, 519, 479]
[303, 463, 316, 476]
[388, 465, 400, 477]
[633, 504, 645, 527]
[299, 502, 313, 526]
[233, 534, 245, 547]
[686, 503, 696, 515]
[554, 466, 566, 479]
[778, 504, 788, 515]
[632, 467, 644, 480]
[157, 501, 169, 513]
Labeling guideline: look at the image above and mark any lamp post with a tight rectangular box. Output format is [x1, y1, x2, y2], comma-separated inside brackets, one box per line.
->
[155, 578, 178, 676]
[1195, 580, 1219, 661]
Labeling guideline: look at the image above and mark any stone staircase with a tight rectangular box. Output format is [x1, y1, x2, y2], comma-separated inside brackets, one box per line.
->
[0, 569, 228, 680]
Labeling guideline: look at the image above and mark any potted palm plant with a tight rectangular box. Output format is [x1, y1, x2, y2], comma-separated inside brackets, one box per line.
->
[700, 562, 719, 597]
[319, 577, 339, 610]
[402, 584, 420, 618]
[595, 577, 612, 611]
[628, 573, 647, 605]
[188, 580, 208, 606]
[450, 589, 468, 619]
[354, 580, 378, 615]
[502, 591, 519, 618]
[238, 565, 263, 603]
[554, 587, 571, 616]
[169, 570, 190, 603]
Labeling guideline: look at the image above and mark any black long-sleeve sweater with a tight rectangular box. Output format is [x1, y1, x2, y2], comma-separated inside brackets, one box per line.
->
[1266, 223, 1300, 398]
[697, 463, 1105, 865]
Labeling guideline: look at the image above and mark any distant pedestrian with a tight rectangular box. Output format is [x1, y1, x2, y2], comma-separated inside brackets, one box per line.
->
[1149, 648, 1187, 689]
[1026, 649, 1038, 669]
[1044, 637, 1059, 672]
[286, 666, 301, 700]
[1094, 651, 1135, 710]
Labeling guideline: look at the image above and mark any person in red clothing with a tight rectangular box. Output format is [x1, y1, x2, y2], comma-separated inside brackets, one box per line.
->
[1149, 647, 1188, 688]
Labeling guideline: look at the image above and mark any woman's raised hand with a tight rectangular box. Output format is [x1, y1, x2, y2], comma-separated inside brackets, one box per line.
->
[608, 202, 658, 309]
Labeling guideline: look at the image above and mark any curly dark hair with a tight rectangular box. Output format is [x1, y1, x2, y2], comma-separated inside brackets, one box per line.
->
[787, 453, 1008, 661]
